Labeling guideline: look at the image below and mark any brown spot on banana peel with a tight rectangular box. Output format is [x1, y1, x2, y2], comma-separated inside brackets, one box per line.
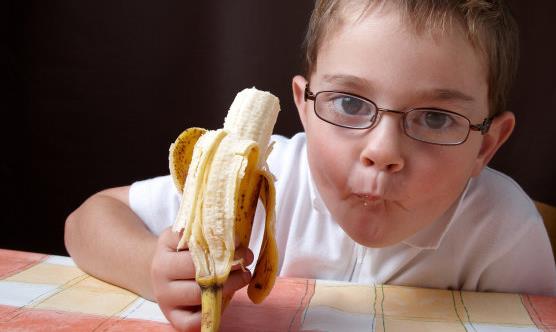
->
[169, 127, 207, 193]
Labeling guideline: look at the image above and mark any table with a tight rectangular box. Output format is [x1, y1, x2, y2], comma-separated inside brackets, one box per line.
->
[1, 248, 555, 331]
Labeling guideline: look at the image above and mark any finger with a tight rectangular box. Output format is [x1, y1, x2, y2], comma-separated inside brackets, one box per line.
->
[160, 269, 249, 308]
[152, 248, 197, 281]
[231, 247, 254, 271]
[164, 250, 249, 281]
[157, 279, 202, 307]
[222, 269, 251, 299]
[165, 307, 202, 332]
[155, 246, 253, 281]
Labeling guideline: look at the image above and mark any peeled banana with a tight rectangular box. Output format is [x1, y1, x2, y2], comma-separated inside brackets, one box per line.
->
[169, 88, 280, 331]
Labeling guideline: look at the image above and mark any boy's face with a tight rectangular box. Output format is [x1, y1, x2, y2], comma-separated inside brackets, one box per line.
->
[293, 6, 510, 247]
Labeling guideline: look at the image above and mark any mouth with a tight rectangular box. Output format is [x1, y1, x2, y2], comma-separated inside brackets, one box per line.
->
[353, 193, 385, 207]
[355, 193, 382, 201]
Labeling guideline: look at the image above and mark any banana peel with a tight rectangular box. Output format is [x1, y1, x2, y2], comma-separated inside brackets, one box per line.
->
[169, 88, 280, 331]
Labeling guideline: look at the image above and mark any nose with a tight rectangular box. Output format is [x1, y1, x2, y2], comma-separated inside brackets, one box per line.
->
[359, 113, 405, 172]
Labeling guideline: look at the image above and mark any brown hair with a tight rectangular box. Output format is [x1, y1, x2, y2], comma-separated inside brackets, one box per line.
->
[302, 0, 519, 115]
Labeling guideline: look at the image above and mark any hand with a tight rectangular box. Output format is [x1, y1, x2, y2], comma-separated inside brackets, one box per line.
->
[151, 227, 253, 332]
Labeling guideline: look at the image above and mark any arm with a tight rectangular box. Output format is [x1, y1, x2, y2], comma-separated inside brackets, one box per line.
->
[64, 186, 157, 299]
[65, 185, 253, 331]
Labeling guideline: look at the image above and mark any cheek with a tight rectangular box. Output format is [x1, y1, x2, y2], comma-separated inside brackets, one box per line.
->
[409, 145, 478, 201]
[305, 125, 353, 197]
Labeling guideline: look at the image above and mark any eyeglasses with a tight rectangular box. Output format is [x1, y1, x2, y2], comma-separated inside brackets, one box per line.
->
[304, 84, 493, 146]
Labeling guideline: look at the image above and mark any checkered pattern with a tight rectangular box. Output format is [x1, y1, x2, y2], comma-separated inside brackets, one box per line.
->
[0, 249, 554, 331]
[303, 281, 556, 331]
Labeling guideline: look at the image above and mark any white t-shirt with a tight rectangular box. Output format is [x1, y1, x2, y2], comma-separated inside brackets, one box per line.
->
[130, 133, 556, 296]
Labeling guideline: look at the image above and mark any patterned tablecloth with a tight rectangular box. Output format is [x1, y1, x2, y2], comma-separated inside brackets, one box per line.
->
[0, 248, 555, 331]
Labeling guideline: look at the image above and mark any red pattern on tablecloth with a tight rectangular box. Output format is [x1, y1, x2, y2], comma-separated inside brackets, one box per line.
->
[0, 305, 173, 332]
[222, 278, 315, 331]
[0, 249, 47, 279]
[522, 294, 556, 331]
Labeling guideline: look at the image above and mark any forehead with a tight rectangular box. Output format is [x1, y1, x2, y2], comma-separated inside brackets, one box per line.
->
[323, 1, 487, 68]
[313, 3, 488, 114]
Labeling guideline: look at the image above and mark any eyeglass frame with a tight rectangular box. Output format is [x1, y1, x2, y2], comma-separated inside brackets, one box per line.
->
[304, 83, 493, 146]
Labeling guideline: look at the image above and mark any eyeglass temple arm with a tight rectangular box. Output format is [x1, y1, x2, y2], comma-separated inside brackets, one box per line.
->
[304, 84, 316, 101]
[469, 117, 493, 135]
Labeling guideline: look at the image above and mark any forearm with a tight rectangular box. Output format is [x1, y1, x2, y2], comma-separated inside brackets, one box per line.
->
[64, 187, 157, 300]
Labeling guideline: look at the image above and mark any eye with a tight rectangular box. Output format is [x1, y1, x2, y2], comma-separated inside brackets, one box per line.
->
[332, 95, 369, 115]
[419, 110, 454, 130]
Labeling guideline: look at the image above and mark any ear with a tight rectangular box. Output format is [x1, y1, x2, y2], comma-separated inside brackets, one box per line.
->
[471, 111, 515, 176]
[292, 75, 310, 130]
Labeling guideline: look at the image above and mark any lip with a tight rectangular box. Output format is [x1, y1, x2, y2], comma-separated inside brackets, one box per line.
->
[352, 193, 386, 209]
[354, 193, 383, 202]
[352, 193, 410, 212]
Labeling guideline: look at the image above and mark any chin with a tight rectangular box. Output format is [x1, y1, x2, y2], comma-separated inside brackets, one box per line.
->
[352, 233, 398, 248]
[339, 215, 398, 248]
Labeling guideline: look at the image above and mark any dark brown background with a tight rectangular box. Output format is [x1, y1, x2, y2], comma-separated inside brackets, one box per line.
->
[3, 1, 555, 255]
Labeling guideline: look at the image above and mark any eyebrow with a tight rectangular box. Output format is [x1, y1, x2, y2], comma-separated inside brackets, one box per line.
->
[320, 74, 475, 104]
[420, 88, 475, 103]
[321, 74, 369, 89]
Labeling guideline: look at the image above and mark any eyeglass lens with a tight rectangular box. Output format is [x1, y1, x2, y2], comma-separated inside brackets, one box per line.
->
[314, 91, 471, 145]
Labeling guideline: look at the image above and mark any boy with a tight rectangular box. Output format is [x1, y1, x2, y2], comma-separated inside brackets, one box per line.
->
[65, 0, 556, 330]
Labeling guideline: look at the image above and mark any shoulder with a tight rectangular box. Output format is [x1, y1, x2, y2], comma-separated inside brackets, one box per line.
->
[129, 175, 179, 204]
[267, 133, 307, 178]
[473, 167, 534, 201]
[449, 167, 544, 265]
[463, 167, 541, 232]
[448, 168, 556, 294]
[268, 133, 306, 160]
[129, 175, 180, 235]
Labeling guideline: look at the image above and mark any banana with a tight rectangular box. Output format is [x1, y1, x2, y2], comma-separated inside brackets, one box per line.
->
[169, 87, 280, 331]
